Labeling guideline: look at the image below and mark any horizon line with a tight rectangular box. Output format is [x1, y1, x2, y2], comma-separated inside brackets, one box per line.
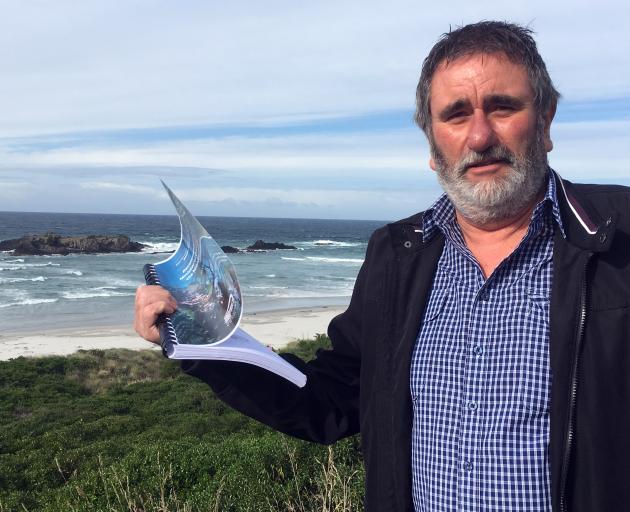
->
[0, 209, 391, 224]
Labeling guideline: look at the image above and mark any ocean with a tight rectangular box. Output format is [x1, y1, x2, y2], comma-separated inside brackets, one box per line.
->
[0, 211, 384, 334]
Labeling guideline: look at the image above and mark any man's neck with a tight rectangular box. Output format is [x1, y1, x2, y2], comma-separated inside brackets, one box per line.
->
[455, 198, 539, 279]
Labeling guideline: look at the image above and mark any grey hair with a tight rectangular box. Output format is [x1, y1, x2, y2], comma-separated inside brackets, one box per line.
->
[414, 21, 560, 138]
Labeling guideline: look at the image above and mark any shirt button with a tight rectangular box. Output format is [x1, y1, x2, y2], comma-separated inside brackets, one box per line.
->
[467, 401, 478, 411]
[462, 459, 473, 472]
[472, 345, 484, 357]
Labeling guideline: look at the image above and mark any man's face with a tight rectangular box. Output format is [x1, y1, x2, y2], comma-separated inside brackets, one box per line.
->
[427, 52, 554, 225]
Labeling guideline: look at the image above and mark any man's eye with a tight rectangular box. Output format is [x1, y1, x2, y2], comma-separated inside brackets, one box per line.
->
[493, 105, 517, 114]
[446, 111, 466, 121]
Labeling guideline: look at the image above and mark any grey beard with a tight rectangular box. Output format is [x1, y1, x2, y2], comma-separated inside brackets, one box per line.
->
[431, 134, 549, 225]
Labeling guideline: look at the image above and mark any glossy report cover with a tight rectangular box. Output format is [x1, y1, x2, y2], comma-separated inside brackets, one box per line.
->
[144, 181, 242, 347]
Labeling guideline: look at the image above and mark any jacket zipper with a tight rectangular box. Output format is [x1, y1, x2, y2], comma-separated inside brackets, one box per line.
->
[559, 252, 592, 512]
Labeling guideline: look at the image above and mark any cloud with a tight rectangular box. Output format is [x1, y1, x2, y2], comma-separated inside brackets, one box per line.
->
[0, 127, 427, 178]
[0, 181, 33, 200]
[550, 119, 630, 182]
[0, 1, 628, 138]
[0, 112, 628, 218]
[0, 2, 627, 218]
[170, 185, 441, 221]
[177, 186, 407, 205]
[79, 181, 160, 196]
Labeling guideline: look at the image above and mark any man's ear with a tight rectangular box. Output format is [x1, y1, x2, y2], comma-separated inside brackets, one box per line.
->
[429, 157, 436, 171]
[543, 103, 557, 152]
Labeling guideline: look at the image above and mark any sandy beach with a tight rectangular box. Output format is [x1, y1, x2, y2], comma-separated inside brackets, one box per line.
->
[0, 305, 346, 360]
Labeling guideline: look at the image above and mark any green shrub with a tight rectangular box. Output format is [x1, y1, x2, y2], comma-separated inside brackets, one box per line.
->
[0, 337, 364, 511]
[281, 333, 332, 361]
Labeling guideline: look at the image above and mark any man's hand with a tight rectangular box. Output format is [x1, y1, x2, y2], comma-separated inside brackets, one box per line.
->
[134, 285, 178, 344]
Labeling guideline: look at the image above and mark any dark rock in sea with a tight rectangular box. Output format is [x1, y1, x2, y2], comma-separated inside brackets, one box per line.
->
[221, 245, 240, 254]
[0, 232, 148, 256]
[245, 240, 297, 251]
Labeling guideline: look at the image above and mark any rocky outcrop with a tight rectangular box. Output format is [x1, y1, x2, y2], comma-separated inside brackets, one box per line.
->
[245, 240, 297, 251]
[0, 232, 148, 256]
[218, 240, 298, 254]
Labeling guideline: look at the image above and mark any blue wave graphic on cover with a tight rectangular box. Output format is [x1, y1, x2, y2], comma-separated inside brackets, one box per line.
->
[149, 181, 242, 345]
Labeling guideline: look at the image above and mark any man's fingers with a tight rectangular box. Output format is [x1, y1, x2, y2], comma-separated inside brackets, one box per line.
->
[134, 301, 175, 342]
[135, 285, 176, 310]
[133, 285, 177, 344]
[143, 324, 162, 345]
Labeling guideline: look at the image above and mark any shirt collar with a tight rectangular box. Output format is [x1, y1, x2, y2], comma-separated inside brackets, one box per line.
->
[421, 169, 566, 243]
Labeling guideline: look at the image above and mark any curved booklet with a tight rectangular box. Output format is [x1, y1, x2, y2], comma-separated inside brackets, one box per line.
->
[143, 182, 307, 388]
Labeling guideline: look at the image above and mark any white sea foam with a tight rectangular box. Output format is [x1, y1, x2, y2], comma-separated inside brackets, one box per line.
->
[61, 289, 132, 300]
[140, 242, 179, 254]
[0, 298, 58, 308]
[306, 257, 364, 264]
[310, 240, 362, 247]
[264, 274, 276, 278]
[0, 276, 48, 284]
[25, 262, 61, 268]
[107, 278, 143, 288]
[66, 270, 83, 276]
[248, 285, 289, 290]
[246, 289, 352, 299]
[1, 261, 63, 271]
[280, 256, 363, 264]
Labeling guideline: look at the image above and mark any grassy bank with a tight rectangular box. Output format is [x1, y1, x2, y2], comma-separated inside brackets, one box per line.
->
[0, 335, 364, 511]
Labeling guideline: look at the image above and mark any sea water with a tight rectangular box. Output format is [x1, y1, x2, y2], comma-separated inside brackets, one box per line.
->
[0, 212, 385, 333]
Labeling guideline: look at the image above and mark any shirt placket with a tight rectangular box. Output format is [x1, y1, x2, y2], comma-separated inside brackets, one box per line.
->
[457, 269, 491, 512]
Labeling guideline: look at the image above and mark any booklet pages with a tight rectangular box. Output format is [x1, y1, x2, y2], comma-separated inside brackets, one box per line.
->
[143, 182, 307, 388]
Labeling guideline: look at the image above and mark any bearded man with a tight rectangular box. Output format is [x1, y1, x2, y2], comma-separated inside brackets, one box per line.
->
[134, 21, 630, 512]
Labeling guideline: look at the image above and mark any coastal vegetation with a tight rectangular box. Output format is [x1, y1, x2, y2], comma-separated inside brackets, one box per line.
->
[0, 335, 364, 511]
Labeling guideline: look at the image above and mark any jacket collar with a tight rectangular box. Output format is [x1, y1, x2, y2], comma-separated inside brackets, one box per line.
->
[387, 211, 429, 253]
[551, 169, 616, 253]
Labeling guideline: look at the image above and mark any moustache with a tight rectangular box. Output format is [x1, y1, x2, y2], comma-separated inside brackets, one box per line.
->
[455, 146, 516, 176]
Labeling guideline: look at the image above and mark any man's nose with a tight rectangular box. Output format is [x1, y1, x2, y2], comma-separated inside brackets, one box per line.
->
[466, 110, 497, 153]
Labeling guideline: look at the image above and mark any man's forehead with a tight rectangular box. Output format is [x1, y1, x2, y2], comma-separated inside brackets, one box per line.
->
[429, 51, 532, 101]
[434, 51, 523, 74]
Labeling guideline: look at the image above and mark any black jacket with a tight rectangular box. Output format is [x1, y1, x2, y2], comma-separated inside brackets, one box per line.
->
[184, 172, 630, 512]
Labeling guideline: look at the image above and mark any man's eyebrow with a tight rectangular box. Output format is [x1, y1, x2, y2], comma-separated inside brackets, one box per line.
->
[436, 95, 526, 120]
[437, 99, 470, 120]
[483, 94, 525, 110]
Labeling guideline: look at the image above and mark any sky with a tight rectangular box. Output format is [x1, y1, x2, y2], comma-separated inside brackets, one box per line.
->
[0, 0, 628, 220]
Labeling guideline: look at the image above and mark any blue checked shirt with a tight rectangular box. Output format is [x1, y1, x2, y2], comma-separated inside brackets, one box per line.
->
[410, 173, 564, 511]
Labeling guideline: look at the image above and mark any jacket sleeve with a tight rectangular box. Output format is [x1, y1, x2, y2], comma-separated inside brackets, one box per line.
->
[181, 233, 377, 444]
